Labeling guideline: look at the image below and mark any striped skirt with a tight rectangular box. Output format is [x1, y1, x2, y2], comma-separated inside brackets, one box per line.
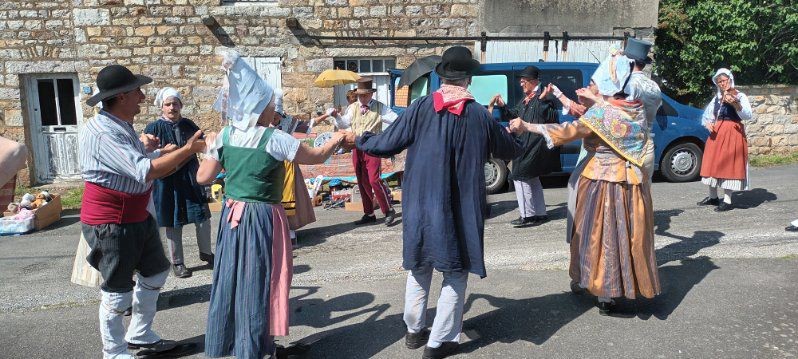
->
[205, 200, 293, 358]
[569, 177, 660, 299]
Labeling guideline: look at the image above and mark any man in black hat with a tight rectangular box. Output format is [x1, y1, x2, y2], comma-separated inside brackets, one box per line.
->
[622, 38, 662, 177]
[80, 64, 206, 358]
[332, 77, 399, 226]
[490, 65, 561, 228]
[345, 46, 521, 359]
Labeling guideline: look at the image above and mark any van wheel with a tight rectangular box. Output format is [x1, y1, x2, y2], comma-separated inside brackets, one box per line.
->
[660, 142, 702, 182]
[485, 158, 508, 194]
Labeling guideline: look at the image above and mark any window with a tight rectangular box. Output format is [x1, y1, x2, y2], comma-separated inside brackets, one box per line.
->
[242, 57, 282, 90]
[657, 100, 677, 117]
[539, 69, 582, 102]
[36, 79, 77, 127]
[468, 74, 509, 106]
[394, 75, 430, 108]
[333, 57, 396, 108]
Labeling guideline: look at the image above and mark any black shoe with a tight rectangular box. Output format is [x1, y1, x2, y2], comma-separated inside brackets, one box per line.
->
[354, 214, 377, 225]
[275, 343, 310, 359]
[510, 216, 525, 226]
[569, 281, 585, 295]
[123, 306, 132, 316]
[714, 202, 733, 212]
[127, 339, 178, 352]
[597, 301, 615, 316]
[200, 252, 214, 268]
[786, 225, 798, 232]
[511, 217, 536, 228]
[172, 264, 192, 278]
[532, 215, 550, 224]
[422, 342, 458, 359]
[405, 328, 430, 349]
[385, 209, 397, 226]
[697, 197, 720, 206]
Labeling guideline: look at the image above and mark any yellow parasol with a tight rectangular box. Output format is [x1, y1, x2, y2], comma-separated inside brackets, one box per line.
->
[313, 69, 360, 88]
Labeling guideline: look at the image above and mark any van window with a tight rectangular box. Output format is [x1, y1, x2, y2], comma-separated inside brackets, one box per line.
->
[468, 74, 509, 105]
[540, 69, 582, 101]
[394, 74, 430, 108]
[657, 100, 677, 116]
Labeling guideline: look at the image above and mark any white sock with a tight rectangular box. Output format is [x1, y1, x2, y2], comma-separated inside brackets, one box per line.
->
[708, 186, 718, 199]
[723, 189, 733, 204]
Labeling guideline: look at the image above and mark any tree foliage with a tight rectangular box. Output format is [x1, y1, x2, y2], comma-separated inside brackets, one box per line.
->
[655, 0, 798, 106]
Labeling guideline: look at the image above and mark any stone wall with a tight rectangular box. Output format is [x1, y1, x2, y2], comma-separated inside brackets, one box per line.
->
[0, 0, 481, 185]
[739, 85, 798, 155]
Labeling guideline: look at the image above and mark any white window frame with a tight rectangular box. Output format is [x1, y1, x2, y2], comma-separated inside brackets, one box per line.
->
[333, 57, 396, 109]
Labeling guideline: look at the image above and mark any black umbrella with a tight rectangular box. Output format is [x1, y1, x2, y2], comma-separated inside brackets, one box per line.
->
[397, 55, 442, 88]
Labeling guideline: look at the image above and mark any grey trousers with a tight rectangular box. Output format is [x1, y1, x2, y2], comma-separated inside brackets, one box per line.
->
[514, 177, 546, 217]
[164, 219, 212, 265]
[403, 266, 468, 348]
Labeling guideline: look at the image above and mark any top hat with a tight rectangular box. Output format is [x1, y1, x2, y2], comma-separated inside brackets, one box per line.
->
[86, 65, 152, 106]
[519, 66, 540, 80]
[624, 38, 653, 64]
[355, 77, 377, 94]
[435, 46, 480, 80]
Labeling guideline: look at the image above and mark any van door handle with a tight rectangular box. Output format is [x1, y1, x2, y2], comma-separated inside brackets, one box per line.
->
[53, 127, 66, 132]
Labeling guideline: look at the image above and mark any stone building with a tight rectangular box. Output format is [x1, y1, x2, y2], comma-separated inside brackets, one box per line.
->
[0, 0, 660, 185]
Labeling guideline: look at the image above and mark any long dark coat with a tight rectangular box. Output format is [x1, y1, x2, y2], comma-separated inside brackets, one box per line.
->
[500, 93, 561, 180]
[357, 96, 522, 277]
[143, 118, 210, 228]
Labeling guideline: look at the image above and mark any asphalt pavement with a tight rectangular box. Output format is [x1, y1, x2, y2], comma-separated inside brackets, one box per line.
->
[1, 164, 796, 358]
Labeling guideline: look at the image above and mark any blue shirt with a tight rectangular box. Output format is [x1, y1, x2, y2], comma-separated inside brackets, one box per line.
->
[80, 110, 152, 194]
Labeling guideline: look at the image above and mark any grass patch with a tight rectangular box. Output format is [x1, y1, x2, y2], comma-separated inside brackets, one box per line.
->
[749, 152, 798, 167]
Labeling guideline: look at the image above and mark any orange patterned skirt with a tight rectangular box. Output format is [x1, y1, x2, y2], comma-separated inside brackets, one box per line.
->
[569, 176, 660, 299]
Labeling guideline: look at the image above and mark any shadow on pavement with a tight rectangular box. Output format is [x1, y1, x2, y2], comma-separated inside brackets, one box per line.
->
[158, 284, 211, 311]
[457, 291, 595, 353]
[732, 188, 777, 209]
[297, 210, 403, 248]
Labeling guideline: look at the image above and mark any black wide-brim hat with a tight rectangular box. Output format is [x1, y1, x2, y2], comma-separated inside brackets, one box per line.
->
[86, 64, 152, 106]
[624, 37, 654, 64]
[435, 46, 480, 80]
[519, 66, 540, 80]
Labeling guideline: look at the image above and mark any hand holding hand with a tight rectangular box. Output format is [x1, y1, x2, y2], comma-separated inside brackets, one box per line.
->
[185, 130, 207, 153]
[140, 133, 160, 152]
[539, 83, 554, 99]
[509, 118, 525, 134]
[576, 87, 598, 106]
[491, 94, 505, 107]
[550, 84, 563, 98]
[160, 144, 178, 155]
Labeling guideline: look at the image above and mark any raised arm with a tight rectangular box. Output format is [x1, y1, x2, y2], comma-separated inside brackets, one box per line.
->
[293, 131, 345, 165]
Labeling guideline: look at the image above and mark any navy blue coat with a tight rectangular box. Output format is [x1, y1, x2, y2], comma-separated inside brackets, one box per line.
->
[357, 96, 522, 277]
[143, 118, 210, 228]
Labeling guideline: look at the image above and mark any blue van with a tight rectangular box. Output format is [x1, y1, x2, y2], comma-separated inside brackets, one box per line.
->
[389, 62, 709, 193]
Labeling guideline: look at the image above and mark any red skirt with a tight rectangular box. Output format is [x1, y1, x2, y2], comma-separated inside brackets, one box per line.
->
[700, 120, 748, 180]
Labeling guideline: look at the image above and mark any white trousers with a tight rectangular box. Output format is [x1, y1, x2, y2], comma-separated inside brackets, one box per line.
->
[164, 219, 212, 265]
[514, 177, 546, 217]
[99, 269, 168, 358]
[403, 266, 468, 348]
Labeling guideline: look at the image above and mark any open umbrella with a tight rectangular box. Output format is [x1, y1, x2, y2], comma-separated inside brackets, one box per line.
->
[397, 55, 442, 88]
[313, 69, 360, 88]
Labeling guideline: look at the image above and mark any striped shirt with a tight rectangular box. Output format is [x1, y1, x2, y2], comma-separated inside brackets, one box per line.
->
[80, 110, 153, 194]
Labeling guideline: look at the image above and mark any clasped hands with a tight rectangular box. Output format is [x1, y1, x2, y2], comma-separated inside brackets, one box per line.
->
[140, 131, 208, 156]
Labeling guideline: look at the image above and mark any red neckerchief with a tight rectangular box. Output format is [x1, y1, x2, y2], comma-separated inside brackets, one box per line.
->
[433, 84, 475, 116]
[522, 90, 538, 105]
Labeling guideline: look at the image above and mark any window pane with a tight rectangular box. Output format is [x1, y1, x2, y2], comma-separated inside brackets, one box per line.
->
[372, 60, 384, 72]
[37, 79, 58, 126]
[333, 60, 346, 70]
[346, 60, 359, 72]
[359, 60, 371, 73]
[384, 59, 396, 70]
[57, 79, 77, 125]
[409, 75, 429, 104]
[468, 75, 508, 105]
[540, 70, 582, 102]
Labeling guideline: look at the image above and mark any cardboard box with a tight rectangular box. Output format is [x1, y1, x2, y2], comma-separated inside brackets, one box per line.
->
[391, 189, 402, 203]
[208, 199, 223, 212]
[33, 194, 62, 230]
[4, 193, 62, 230]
